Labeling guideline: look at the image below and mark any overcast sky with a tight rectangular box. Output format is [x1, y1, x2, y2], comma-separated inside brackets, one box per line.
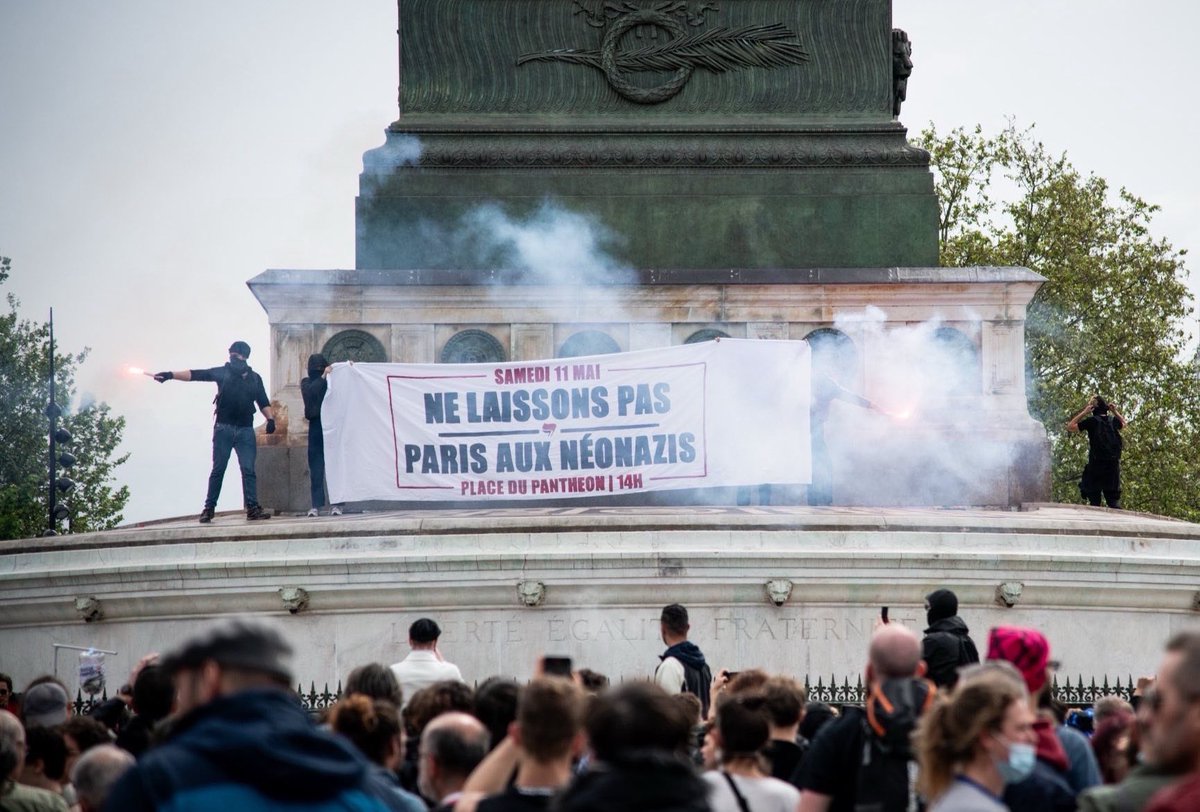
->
[1, 1, 1196, 525]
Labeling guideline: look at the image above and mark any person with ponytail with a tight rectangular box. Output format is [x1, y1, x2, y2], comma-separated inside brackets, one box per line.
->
[703, 691, 801, 812]
[915, 669, 1037, 811]
[329, 694, 425, 812]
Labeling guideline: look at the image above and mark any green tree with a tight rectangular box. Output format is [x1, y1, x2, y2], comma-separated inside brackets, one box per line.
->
[0, 256, 130, 538]
[916, 124, 1200, 520]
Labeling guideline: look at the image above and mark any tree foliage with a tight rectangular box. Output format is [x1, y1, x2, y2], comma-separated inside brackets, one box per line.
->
[0, 256, 130, 539]
[916, 124, 1200, 520]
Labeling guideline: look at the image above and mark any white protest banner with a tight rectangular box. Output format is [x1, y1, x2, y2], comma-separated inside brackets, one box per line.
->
[323, 338, 810, 503]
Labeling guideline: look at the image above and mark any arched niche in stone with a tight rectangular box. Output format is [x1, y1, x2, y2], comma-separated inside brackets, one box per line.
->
[321, 329, 388, 363]
[929, 326, 981, 395]
[558, 330, 621, 358]
[803, 328, 858, 384]
[441, 329, 507, 364]
[684, 328, 731, 344]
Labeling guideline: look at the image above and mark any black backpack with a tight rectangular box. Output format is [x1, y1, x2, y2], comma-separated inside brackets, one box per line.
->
[680, 660, 713, 719]
[1092, 414, 1123, 461]
[853, 678, 936, 812]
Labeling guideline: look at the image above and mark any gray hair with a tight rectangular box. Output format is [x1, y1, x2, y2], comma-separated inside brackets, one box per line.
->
[0, 710, 24, 781]
[70, 744, 135, 809]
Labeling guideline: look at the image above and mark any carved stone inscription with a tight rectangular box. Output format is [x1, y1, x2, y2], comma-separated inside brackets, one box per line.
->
[390, 610, 919, 645]
[387, 607, 922, 679]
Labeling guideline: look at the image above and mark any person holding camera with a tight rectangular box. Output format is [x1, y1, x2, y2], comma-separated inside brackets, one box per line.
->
[1067, 396, 1127, 509]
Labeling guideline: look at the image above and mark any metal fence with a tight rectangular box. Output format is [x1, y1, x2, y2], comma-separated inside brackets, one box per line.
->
[70, 673, 1137, 716]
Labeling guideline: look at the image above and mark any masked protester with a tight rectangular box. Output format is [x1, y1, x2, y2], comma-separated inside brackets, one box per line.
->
[922, 589, 981, 689]
[915, 668, 1037, 811]
[1067, 395, 1127, 509]
[300, 353, 342, 517]
[154, 341, 275, 522]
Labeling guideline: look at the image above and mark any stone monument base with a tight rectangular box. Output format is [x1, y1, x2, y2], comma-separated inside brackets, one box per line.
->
[249, 267, 1050, 513]
[2, 504, 1197, 694]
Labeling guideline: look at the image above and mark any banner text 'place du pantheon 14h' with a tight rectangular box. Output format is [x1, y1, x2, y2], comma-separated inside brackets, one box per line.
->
[322, 338, 811, 503]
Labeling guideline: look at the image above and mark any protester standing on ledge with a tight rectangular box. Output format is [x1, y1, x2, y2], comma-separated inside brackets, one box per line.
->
[154, 341, 274, 522]
[301, 353, 342, 517]
[1067, 395, 1127, 509]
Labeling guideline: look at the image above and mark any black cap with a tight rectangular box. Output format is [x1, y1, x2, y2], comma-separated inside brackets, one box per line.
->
[229, 341, 252, 358]
[161, 618, 293, 683]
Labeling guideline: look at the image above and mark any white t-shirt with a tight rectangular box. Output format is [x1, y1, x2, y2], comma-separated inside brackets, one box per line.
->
[703, 770, 800, 812]
[654, 656, 686, 694]
[389, 650, 464, 707]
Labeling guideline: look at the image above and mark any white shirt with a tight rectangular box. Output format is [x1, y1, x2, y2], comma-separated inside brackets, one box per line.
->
[654, 656, 685, 694]
[390, 650, 464, 706]
[703, 771, 801, 812]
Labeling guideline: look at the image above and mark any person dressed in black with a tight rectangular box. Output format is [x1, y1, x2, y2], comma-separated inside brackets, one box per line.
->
[796, 625, 934, 812]
[154, 340, 274, 522]
[1067, 395, 1127, 509]
[300, 353, 342, 517]
[921, 588, 980, 689]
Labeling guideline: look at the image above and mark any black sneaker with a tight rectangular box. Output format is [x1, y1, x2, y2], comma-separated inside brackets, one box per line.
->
[198, 508, 215, 524]
[246, 505, 272, 521]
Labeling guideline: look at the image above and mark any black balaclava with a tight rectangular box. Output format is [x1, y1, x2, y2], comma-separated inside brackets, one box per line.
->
[925, 588, 958, 626]
[228, 341, 251, 372]
[1093, 396, 1109, 416]
[307, 353, 328, 379]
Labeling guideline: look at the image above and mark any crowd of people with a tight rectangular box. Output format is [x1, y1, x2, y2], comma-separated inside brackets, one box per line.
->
[2, 591, 1198, 812]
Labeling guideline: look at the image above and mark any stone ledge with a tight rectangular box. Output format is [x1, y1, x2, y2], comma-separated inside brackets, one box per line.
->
[4, 504, 1196, 557]
[249, 267, 1046, 288]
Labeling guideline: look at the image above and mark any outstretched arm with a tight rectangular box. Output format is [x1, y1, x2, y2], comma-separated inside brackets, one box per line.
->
[153, 369, 192, 382]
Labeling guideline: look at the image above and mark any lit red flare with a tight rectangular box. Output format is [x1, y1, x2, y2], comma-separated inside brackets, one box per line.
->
[126, 365, 152, 377]
[881, 403, 916, 421]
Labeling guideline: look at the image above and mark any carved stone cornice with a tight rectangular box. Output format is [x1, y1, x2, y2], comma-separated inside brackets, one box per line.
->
[364, 130, 930, 171]
[412, 143, 929, 169]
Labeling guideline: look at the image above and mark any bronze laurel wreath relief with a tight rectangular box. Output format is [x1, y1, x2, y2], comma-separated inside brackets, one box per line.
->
[517, 2, 808, 104]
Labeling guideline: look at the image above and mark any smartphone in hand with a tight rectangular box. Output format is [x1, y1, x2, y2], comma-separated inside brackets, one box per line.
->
[543, 656, 573, 678]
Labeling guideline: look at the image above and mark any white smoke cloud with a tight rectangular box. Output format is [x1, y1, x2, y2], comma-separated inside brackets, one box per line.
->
[819, 306, 1023, 506]
[388, 134, 422, 167]
[461, 201, 633, 288]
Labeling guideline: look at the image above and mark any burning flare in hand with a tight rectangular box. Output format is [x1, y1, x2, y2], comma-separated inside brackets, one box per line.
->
[126, 365, 152, 377]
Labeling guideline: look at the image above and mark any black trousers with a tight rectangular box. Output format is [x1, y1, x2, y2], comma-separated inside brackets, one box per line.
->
[1080, 460, 1121, 508]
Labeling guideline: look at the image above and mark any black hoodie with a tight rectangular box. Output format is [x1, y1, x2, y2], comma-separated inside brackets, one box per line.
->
[921, 616, 980, 688]
[553, 751, 711, 812]
[103, 688, 388, 811]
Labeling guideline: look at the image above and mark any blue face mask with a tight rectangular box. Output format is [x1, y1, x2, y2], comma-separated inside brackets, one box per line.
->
[995, 740, 1036, 784]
